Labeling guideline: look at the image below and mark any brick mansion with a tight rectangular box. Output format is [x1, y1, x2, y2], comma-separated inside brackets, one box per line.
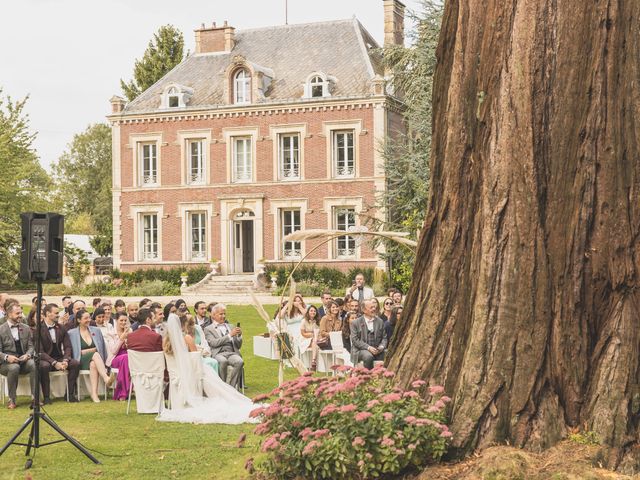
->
[108, 0, 406, 275]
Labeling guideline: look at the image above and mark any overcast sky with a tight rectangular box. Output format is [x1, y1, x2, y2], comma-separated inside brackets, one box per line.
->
[0, 0, 422, 171]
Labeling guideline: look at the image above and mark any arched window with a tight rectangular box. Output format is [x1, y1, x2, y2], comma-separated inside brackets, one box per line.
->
[310, 76, 324, 98]
[234, 69, 251, 104]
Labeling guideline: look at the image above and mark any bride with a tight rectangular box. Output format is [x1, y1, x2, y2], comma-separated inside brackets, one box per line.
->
[157, 313, 259, 424]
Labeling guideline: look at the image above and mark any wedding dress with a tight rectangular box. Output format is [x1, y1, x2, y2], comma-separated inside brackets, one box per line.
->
[156, 314, 259, 424]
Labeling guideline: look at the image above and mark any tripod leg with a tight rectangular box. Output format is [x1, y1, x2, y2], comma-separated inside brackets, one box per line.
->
[0, 415, 33, 457]
[39, 414, 100, 464]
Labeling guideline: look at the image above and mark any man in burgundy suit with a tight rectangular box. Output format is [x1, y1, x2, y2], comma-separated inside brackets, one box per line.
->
[126, 308, 162, 352]
[39, 303, 80, 403]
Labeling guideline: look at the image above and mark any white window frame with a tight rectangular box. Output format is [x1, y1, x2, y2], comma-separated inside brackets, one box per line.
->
[167, 87, 180, 108]
[177, 203, 214, 262]
[323, 197, 363, 260]
[234, 69, 251, 104]
[139, 143, 158, 186]
[281, 209, 302, 259]
[187, 139, 205, 184]
[269, 199, 308, 260]
[129, 204, 164, 263]
[303, 72, 331, 99]
[279, 133, 300, 180]
[332, 130, 355, 178]
[223, 127, 258, 183]
[188, 211, 207, 261]
[176, 129, 212, 186]
[130, 133, 163, 188]
[232, 136, 252, 183]
[141, 213, 159, 261]
[334, 207, 356, 259]
[270, 124, 307, 181]
[322, 120, 361, 179]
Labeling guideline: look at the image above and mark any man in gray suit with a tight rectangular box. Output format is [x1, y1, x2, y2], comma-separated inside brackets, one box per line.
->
[204, 303, 243, 389]
[0, 303, 36, 409]
[350, 299, 388, 369]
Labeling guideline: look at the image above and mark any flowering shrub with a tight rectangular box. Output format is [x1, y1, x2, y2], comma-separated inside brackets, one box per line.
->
[249, 365, 451, 480]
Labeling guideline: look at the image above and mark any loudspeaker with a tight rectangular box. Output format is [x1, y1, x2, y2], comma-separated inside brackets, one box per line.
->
[19, 212, 64, 283]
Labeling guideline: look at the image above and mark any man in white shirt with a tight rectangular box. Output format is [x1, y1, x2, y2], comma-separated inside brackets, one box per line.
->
[194, 301, 211, 329]
[346, 273, 374, 306]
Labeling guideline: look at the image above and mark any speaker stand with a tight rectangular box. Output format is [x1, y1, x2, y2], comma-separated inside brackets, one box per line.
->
[0, 279, 100, 468]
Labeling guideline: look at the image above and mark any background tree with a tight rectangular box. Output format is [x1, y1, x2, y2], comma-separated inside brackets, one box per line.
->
[373, 1, 442, 292]
[0, 90, 51, 283]
[387, 0, 640, 470]
[120, 25, 185, 101]
[53, 123, 112, 256]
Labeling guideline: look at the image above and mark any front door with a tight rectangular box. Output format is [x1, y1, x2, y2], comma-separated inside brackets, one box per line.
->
[233, 220, 254, 273]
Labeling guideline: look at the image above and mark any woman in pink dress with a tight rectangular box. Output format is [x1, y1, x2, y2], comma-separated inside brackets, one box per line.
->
[107, 312, 132, 400]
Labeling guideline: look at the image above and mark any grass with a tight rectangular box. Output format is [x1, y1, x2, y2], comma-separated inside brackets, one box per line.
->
[0, 305, 299, 480]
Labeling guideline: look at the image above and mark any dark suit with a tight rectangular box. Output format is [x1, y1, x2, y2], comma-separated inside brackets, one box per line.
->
[39, 322, 80, 399]
[350, 316, 388, 369]
[0, 321, 36, 402]
[126, 325, 162, 352]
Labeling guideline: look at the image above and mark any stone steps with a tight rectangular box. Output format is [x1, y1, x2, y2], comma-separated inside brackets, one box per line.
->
[182, 274, 257, 295]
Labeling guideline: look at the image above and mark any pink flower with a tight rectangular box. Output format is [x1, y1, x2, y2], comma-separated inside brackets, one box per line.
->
[312, 429, 330, 438]
[427, 406, 441, 413]
[434, 400, 446, 409]
[253, 421, 271, 435]
[441, 395, 452, 403]
[395, 431, 404, 439]
[404, 415, 417, 424]
[336, 365, 352, 373]
[383, 370, 395, 378]
[408, 443, 417, 451]
[320, 404, 338, 417]
[383, 412, 394, 421]
[367, 399, 380, 409]
[299, 427, 313, 440]
[249, 407, 265, 418]
[381, 436, 395, 447]
[261, 434, 281, 452]
[403, 390, 419, 398]
[280, 431, 291, 440]
[365, 452, 372, 459]
[352, 436, 365, 447]
[440, 430, 453, 438]
[302, 371, 313, 377]
[428, 385, 445, 395]
[411, 380, 426, 388]
[357, 460, 365, 468]
[381, 393, 402, 403]
[355, 411, 372, 422]
[302, 440, 320, 455]
[339, 404, 357, 413]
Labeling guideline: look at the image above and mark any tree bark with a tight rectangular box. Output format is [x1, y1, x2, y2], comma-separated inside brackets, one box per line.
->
[386, 0, 640, 470]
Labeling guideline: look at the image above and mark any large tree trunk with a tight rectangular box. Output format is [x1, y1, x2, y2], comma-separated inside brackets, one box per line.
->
[386, 0, 640, 470]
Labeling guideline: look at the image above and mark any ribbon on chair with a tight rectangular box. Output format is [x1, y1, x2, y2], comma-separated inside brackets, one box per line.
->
[131, 372, 163, 390]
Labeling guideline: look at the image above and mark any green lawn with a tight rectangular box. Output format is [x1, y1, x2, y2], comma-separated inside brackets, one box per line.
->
[0, 305, 299, 480]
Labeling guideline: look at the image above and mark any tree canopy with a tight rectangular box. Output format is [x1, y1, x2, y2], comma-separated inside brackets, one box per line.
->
[52, 123, 112, 256]
[0, 90, 51, 283]
[120, 25, 185, 101]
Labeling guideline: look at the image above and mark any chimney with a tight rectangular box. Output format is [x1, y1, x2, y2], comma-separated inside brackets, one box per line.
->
[383, 0, 405, 47]
[110, 95, 126, 114]
[195, 21, 235, 54]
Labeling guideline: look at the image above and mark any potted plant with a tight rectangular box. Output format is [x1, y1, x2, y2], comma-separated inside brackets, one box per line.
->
[180, 271, 189, 287]
[210, 258, 221, 275]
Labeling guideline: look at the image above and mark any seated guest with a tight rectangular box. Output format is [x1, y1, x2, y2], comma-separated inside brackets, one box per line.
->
[127, 303, 140, 331]
[194, 301, 211, 329]
[342, 312, 358, 357]
[114, 299, 126, 317]
[317, 301, 343, 358]
[92, 298, 102, 309]
[0, 303, 36, 409]
[93, 307, 117, 353]
[26, 296, 47, 329]
[347, 297, 361, 318]
[159, 303, 176, 337]
[68, 310, 112, 403]
[150, 303, 166, 337]
[393, 289, 404, 305]
[174, 299, 188, 313]
[107, 312, 132, 401]
[101, 300, 115, 325]
[185, 313, 219, 375]
[380, 298, 394, 323]
[371, 297, 381, 317]
[386, 287, 398, 299]
[317, 291, 333, 319]
[126, 308, 162, 352]
[65, 299, 86, 331]
[39, 303, 80, 403]
[299, 305, 319, 371]
[385, 305, 404, 343]
[350, 299, 388, 369]
[204, 304, 243, 389]
[138, 298, 152, 309]
[277, 294, 307, 348]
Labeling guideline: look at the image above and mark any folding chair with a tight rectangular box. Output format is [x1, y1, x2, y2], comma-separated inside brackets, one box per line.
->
[77, 371, 108, 401]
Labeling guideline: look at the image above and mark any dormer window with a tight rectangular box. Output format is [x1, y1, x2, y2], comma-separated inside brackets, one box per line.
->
[160, 84, 193, 109]
[304, 72, 331, 99]
[234, 69, 251, 104]
[168, 87, 179, 107]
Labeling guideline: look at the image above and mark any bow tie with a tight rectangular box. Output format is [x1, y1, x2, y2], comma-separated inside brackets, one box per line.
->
[48, 326, 56, 330]
[10, 324, 18, 329]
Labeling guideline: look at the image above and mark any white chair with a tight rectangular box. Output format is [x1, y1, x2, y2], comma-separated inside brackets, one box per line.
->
[48, 370, 70, 401]
[127, 350, 165, 414]
[5, 371, 69, 402]
[317, 332, 346, 375]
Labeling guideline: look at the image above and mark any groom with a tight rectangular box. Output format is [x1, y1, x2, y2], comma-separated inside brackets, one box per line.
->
[204, 303, 243, 389]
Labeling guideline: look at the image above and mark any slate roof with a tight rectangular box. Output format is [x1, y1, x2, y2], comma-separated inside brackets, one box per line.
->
[123, 18, 383, 114]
